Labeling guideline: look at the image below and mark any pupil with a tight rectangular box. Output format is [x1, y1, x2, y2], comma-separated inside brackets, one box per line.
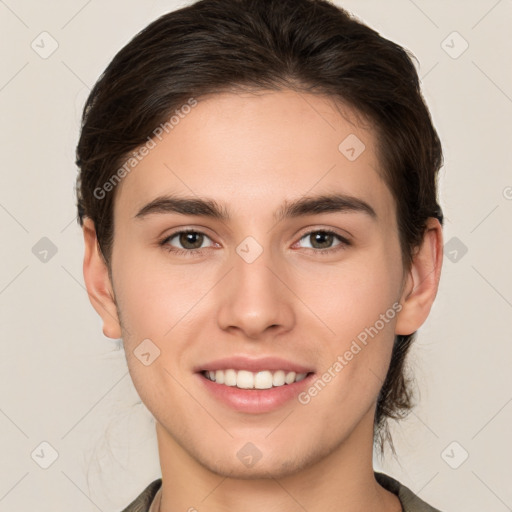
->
[311, 232, 333, 249]
[180, 232, 203, 249]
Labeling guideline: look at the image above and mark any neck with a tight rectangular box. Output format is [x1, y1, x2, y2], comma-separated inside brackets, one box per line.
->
[154, 408, 401, 512]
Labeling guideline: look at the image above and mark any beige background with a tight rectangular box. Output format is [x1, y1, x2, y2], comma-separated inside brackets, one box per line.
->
[1, 0, 511, 510]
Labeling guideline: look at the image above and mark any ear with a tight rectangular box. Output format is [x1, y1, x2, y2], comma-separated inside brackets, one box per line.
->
[395, 217, 443, 336]
[82, 218, 122, 339]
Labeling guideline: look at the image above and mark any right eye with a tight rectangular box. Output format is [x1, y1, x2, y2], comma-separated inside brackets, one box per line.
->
[160, 229, 216, 256]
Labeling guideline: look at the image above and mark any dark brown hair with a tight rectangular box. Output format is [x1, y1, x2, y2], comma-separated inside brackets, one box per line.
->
[75, 0, 443, 454]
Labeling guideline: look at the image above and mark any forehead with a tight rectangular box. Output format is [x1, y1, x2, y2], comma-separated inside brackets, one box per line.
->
[113, 89, 395, 225]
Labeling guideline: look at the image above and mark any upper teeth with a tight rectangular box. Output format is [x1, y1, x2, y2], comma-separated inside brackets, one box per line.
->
[204, 369, 308, 389]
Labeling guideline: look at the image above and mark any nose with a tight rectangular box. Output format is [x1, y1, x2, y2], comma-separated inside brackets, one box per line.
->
[216, 245, 296, 339]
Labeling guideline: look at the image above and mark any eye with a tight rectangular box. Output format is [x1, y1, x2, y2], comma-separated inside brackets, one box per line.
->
[160, 229, 215, 254]
[159, 228, 349, 257]
[296, 229, 350, 252]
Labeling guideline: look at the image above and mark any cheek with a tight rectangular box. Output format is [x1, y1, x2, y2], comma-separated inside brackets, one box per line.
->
[111, 250, 205, 411]
[295, 260, 401, 427]
[292, 241, 403, 407]
[111, 246, 214, 338]
[296, 248, 402, 341]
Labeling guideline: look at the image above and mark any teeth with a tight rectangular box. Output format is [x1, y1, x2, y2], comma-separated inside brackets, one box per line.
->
[254, 371, 273, 389]
[273, 370, 285, 386]
[203, 369, 309, 389]
[237, 370, 255, 389]
[224, 369, 237, 386]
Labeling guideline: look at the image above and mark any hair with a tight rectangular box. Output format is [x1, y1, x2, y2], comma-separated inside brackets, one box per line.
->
[75, 0, 443, 454]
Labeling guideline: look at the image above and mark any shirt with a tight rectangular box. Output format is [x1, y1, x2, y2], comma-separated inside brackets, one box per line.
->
[120, 472, 443, 512]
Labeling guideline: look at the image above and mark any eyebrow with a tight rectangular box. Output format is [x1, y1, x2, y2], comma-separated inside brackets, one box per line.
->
[134, 193, 377, 222]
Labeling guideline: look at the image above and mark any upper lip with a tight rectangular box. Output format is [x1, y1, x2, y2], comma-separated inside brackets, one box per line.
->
[194, 356, 315, 374]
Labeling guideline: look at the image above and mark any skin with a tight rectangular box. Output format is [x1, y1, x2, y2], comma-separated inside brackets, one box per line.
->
[82, 89, 443, 512]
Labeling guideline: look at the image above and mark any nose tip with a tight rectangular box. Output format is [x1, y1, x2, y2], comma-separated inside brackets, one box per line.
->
[215, 254, 295, 338]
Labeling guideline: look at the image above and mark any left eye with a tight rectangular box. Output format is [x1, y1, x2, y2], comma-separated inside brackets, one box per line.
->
[297, 230, 347, 250]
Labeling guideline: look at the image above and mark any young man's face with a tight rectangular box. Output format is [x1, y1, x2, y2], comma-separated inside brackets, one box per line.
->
[85, 89, 437, 479]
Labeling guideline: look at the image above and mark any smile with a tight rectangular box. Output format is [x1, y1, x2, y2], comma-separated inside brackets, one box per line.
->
[202, 369, 310, 389]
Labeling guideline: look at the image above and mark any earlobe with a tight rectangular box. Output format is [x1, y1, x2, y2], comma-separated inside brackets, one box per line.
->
[395, 217, 443, 336]
[82, 218, 122, 339]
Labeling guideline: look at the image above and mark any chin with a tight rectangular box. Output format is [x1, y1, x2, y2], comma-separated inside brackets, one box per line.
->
[195, 446, 318, 481]
[205, 460, 301, 480]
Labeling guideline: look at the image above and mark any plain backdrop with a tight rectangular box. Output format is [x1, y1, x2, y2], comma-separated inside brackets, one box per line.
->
[1, 0, 511, 510]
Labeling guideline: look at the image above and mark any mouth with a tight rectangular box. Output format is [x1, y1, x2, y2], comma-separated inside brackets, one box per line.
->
[196, 367, 316, 414]
[201, 369, 313, 390]
[193, 355, 316, 413]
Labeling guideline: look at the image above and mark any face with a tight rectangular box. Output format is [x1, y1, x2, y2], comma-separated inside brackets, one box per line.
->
[97, 89, 413, 478]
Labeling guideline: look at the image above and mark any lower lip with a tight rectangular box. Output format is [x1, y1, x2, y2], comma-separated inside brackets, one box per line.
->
[196, 372, 316, 413]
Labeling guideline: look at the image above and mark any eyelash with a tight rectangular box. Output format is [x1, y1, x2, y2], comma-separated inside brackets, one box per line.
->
[159, 228, 351, 257]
